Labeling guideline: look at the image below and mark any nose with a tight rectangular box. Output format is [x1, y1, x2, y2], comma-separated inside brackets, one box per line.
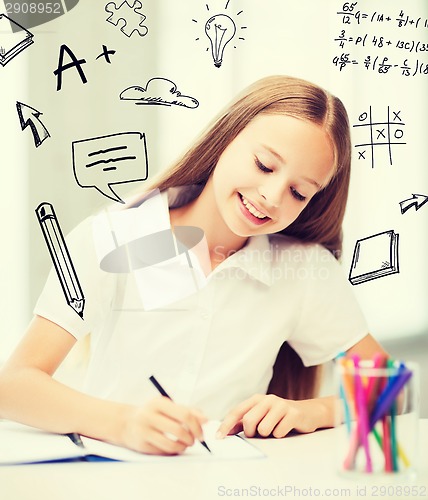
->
[258, 179, 286, 209]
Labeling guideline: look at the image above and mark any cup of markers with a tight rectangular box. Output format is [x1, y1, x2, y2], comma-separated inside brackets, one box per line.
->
[335, 354, 419, 479]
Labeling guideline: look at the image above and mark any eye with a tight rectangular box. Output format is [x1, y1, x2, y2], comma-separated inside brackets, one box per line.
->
[255, 157, 273, 173]
[290, 186, 306, 202]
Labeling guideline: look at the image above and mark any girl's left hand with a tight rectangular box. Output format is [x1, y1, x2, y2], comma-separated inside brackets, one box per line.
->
[216, 394, 331, 439]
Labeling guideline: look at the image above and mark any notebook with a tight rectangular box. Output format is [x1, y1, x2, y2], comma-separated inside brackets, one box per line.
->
[348, 230, 399, 285]
[0, 420, 264, 465]
[0, 14, 34, 67]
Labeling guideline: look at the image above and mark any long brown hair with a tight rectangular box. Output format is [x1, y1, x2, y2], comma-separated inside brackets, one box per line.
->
[137, 75, 352, 400]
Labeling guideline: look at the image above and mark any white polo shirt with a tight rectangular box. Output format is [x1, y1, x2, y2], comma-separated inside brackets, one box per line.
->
[34, 188, 368, 419]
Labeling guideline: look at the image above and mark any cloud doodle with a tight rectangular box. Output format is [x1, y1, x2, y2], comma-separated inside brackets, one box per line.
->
[120, 77, 199, 109]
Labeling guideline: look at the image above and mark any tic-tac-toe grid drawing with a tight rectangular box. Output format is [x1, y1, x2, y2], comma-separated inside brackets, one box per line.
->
[353, 106, 406, 169]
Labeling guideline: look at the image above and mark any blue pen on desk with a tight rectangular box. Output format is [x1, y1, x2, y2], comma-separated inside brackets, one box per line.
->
[149, 375, 211, 453]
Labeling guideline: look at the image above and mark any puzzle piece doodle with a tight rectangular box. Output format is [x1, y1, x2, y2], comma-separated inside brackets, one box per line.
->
[105, 0, 148, 38]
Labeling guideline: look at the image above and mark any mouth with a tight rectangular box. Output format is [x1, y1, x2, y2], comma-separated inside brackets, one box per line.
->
[237, 193, 271, 226]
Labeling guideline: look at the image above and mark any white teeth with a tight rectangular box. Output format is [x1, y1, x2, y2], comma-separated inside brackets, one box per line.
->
[241, 195, 267, 219]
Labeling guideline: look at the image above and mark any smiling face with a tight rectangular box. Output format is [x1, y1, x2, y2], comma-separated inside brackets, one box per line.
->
[210, 113, 335, 237]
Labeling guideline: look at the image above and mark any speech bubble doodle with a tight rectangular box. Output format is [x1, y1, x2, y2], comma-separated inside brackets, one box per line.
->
[72, 131, 148, 203]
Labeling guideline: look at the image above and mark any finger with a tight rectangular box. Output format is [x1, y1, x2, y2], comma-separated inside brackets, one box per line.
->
[217, 395, 263, 438]
[148, 413, 196, 447]
[155, 398, 206, 442]
[240, 399, 274, 438]
[215, 420, 244, 439]
[227, 421, 244, 436]
[133, 440, 177, 456]
[144, 428, 189, 455]
[129, 417, 189, 456]
[183, 412, 205, 443]
[137, 442, 163, 455]
[271, 415, 296, 439]
[255, 401, 288, 437]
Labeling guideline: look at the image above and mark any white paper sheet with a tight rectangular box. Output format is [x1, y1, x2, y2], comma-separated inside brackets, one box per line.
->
[0, 420, 264, 465]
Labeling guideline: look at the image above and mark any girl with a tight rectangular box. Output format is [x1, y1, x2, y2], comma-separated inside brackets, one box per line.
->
[0, 75, 386, 455]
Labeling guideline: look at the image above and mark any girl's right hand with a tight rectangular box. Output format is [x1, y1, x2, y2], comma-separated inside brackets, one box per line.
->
[120, 396, 208, 455]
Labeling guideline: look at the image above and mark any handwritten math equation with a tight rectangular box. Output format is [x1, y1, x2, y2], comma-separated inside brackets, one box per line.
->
[332, 2, 428, 77]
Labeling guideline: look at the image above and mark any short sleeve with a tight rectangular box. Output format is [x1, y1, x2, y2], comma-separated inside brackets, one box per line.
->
[287, 244, 369, 366]
[33, 216, 117, 340]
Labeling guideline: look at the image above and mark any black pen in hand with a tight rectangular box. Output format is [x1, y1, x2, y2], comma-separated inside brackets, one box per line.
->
[149, 375, 211, 453]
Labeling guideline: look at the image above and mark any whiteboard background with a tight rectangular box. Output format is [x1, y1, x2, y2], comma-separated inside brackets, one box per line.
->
[1, 0, 427, 359]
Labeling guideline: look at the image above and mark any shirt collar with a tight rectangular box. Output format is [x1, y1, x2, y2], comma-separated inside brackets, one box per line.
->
[166, 186, 274, 287]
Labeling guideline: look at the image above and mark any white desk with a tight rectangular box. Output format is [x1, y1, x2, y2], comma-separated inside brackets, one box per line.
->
[1, 421, 427, 500]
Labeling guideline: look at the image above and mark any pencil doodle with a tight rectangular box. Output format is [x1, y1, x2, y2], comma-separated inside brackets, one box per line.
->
[399, 193, 428, 214]
[54, 44, 116, 91]
[105, 0, 148, 38]
[35, 202, 85, 319]
[0, 13, 34, 67]
[120, 78, 199, 109]
[72, 131, 149, 203]
[353, 106, 406, 168]
[192, 1, 247, 68]
[16, 101, 50, 148]
[4, 1, 79, 32]
[348, 230, 399, 285]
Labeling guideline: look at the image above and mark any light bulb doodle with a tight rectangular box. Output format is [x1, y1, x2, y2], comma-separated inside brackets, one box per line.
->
[205, 14, 236, 68]
[192, 2, 246, 68]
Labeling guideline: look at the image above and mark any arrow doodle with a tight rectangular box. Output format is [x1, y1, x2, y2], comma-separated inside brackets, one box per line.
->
[399, 194, 428, 214]
[16, 101, 50, 147]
